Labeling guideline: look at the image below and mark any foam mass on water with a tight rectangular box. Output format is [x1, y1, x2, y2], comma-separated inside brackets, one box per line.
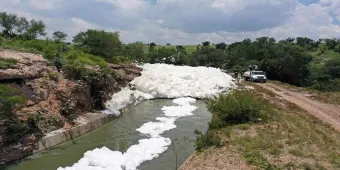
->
[103, 64, 235, 116]
[58, 64, 235, 170]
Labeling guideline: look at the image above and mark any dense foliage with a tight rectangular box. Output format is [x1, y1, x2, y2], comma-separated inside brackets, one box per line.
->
[0, 85, 27, 118]
[208, 90, 273, 125]
[0, 12, 46, 39]
[73, 29, 122, 61]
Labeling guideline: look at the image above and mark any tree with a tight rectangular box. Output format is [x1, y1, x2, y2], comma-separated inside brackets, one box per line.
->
[23, 20, 46, 40]
[176, 45, 185, 52]
[73, 29, 122, 60]
[215, 42, 227, 50]
[149, 42, 157, 51]
[202, 41, 210, 46]
[0, 12, 18, 37]
[324, 38, 339, 50]
[53, 31, 68, 42]
[124, 42, 145, 62]
[286, 37, 295, 43]
[166, 43, 171, 46]
[325, 58, 340, 79]
[15, 17, 29, 34]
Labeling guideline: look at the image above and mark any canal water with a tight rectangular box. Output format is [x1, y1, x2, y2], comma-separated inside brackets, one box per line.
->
[6, 99, 212, 170]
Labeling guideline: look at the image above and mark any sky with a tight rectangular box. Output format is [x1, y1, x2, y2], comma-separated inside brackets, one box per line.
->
[1, 0, 340, 44]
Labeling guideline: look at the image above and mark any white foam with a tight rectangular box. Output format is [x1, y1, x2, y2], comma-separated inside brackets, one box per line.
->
[161, 105, 197, 117]
[136, 117, 176, 137]
[131, 64, 235, 99]
[103, 64, 234, 115]
[103, 88, 153, 116]
[123, 137, 171, 170]
[172, 97, 197, 105]
[57, 137, 170, 170]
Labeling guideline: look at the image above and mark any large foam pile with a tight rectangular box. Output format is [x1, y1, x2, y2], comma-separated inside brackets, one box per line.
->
[103, 64, 235, 116]
[58, 98, 197, 170]
[132, 64, 235, 99]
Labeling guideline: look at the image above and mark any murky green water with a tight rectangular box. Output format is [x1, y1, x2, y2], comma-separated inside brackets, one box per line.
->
[6, 99, 212, 170]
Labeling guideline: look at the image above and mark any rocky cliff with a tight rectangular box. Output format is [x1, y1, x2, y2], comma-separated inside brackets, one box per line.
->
[0, 49, 142, 165]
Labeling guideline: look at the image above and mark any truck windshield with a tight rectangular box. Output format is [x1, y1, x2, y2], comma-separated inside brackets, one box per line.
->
[253, 71, 264, 75]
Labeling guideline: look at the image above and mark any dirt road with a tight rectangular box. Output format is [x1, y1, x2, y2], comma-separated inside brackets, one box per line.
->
[256, 82, 340, 132]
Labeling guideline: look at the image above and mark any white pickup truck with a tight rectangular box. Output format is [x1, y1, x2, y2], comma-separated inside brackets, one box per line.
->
[243, 71, 267, 83]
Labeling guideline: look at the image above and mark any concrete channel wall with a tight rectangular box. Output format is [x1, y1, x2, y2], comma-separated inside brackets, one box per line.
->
[33, 114, 116, 153]
[33, 101, 139, 154]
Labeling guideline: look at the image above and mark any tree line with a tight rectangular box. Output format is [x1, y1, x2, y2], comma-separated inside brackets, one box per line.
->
[1, 12, 340, 92]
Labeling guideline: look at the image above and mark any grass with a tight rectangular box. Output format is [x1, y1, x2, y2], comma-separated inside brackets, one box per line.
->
[0, 38, 45, 54]
[0, 57, 17, 69]
[64, 50, 108, 67]
[197, 84, 340, 169]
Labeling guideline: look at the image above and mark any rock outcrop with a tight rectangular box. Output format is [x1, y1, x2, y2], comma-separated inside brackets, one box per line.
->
[0, 50, 55, 80]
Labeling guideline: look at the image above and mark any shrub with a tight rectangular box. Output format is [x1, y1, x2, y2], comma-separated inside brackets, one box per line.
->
[22, 39, 45, 52]
[0, 36, 3, 45]
[311, 79, 340, 92]
[4, 121, 30, 143]
[26, 114, 44, 132]
[0, 58, 17, 69]
[64, 50, 108, 67]
[207, 90, 272, 125]
[194, 129, 221, 151]
[0, 85, 27, 118]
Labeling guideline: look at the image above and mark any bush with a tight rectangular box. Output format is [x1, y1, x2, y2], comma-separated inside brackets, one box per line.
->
[4, 121, 30, 143]
[64, 50, 108, 67]
[207, 90, 272, 125]
[0, 58, 17, 69]
[0, 85, 27, 118]
[194, 129, 221, 151]
[311, 79, 340, 92]
[0, 36, 3, 45]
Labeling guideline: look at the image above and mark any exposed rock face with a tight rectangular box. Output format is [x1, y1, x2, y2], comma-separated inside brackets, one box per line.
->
[109, 63, 143, 86]
[0, 50, 55, 80]
[0, 49, 142, 165]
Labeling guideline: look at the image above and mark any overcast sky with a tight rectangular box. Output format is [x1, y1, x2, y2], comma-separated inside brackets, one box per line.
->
[2, 0, 340, 44]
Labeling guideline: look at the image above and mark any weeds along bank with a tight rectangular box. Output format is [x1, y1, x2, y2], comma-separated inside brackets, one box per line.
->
[181, 86, 340, 170]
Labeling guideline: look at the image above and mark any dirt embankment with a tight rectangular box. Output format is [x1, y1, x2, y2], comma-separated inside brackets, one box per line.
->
[0, 49, 142, 165]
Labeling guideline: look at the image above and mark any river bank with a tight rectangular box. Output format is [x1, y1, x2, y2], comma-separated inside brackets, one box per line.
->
[0, 49, 142, 165]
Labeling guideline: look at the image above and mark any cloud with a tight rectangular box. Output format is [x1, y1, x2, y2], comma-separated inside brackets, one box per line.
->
[28, 0, 63, 10]
[96, 0, 146, 10]
[1, 0, 340, 44]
